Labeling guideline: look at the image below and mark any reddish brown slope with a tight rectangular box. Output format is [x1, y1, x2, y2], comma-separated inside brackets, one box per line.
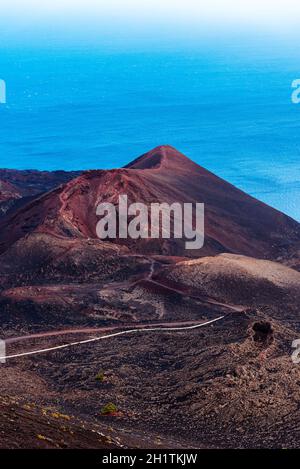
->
[0, 179, 22, 216]
[0, 145, 298, 259]
[0, 169, 82, 218]
[126, 146, 300, 257]
[158, 253, 300, 306]
[0, 168, 81, 197]
[0, 179, 21, 202]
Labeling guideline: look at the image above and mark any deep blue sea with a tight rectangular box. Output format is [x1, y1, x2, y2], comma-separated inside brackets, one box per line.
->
[0, 45, 299, 220]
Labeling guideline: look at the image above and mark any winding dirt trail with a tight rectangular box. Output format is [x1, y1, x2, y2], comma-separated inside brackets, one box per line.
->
[2, 256, 243, 353]
[5, 317, 228, 344]
[1, 257, 243, 360]
[1, 316, 225, 361]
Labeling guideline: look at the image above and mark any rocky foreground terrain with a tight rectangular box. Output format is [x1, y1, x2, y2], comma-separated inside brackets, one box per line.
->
[0, 146, 299, 448]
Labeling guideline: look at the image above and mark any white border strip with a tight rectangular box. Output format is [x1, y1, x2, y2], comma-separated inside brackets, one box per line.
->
[0, 316, 224, 361]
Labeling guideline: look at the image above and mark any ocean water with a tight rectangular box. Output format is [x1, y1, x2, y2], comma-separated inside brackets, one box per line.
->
[0, 45, 299, 221]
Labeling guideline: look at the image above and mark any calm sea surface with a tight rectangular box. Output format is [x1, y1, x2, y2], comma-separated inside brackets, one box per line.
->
[0, 46, 299, 220]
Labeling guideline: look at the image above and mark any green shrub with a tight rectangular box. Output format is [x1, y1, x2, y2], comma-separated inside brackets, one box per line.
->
[95, 371, 105, 382]
[101, 402, 118, 415]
